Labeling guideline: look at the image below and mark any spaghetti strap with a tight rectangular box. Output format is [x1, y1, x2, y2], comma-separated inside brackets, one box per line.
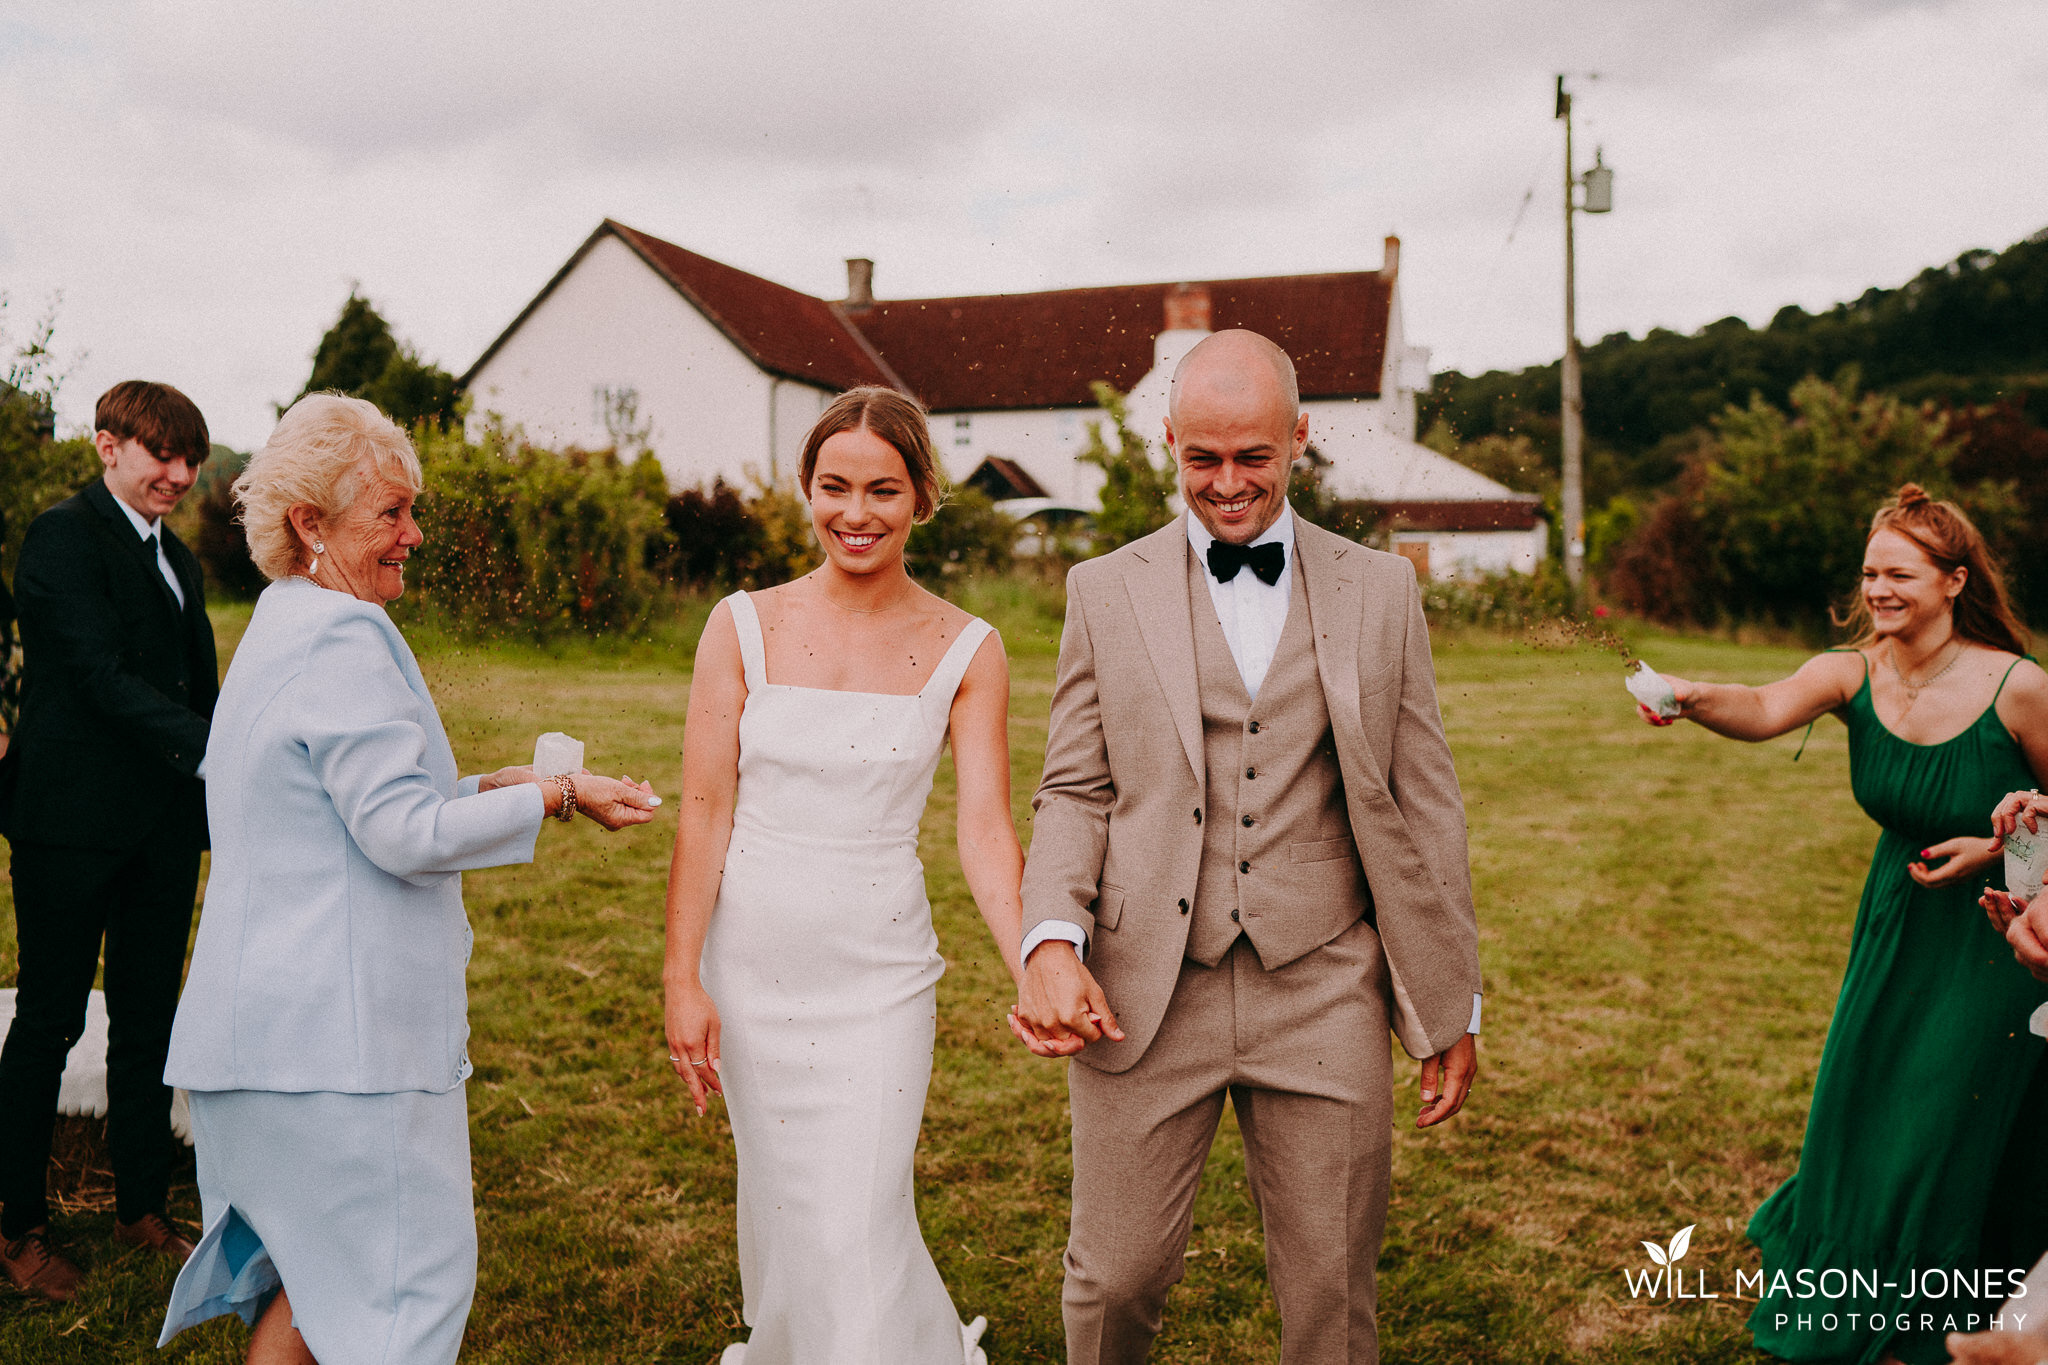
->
[919, 618, 994, 708]
[1991, 655, 2026, 706]
[1823, 646, 1870, 680]
[724, 591, 768, 691]
[1796, 649, 1866, 762]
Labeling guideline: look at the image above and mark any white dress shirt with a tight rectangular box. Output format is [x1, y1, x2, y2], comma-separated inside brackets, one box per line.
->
[1021, 509, 1483, 1036]
[111, 492, 187, 611]
[1184, 506, 1295, 699]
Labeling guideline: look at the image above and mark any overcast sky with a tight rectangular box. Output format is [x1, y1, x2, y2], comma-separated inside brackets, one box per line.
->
[3, 0, 2044, 450]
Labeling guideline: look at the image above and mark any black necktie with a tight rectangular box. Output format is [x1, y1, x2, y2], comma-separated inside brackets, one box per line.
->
[1206, 539, 1285, 586]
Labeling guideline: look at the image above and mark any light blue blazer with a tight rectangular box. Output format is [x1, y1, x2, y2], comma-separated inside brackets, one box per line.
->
[166, 578, 544, 1095]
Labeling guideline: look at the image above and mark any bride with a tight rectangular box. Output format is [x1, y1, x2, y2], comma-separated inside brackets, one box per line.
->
[662, 387, 1024, 1364]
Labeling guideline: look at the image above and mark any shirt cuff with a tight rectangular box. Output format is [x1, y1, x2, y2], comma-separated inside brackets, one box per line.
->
[1469, 992, 1483, 1035]
[1022, 920, 1088, 963]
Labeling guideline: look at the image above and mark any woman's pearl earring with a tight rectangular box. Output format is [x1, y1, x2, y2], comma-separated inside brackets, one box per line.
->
[310, 540, 325, 576]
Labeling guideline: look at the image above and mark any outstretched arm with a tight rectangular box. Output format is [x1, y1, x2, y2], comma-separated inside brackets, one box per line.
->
[950, 631, 1026, 987]
[1644, 650, 1864, 742]
[662, 602, 745, 1116]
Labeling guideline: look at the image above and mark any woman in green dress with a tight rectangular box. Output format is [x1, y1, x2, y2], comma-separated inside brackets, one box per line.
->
[1641, 485, 2048, 1364]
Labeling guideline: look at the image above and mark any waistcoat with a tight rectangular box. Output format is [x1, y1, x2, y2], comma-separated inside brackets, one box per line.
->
[1186, 545, 1370, 967]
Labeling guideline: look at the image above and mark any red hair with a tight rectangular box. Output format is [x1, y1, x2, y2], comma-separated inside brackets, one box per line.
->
[1836, 483, 2029, 654]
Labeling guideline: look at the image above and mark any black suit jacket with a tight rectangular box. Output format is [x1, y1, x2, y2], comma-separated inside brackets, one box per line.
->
[0, 479, 217, 851]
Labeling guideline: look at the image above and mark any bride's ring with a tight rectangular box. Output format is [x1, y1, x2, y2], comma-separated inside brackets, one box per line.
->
[669, 1055, 682, 1063]
[689, 1057, 711, 1067]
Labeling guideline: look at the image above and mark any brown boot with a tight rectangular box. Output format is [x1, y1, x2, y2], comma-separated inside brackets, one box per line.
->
[114, 1212, 196, 1263]
[1, 1225, 83, 1302]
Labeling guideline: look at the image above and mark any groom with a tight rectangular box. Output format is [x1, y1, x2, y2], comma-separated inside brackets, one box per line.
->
[1014, 329, 1481, 1363]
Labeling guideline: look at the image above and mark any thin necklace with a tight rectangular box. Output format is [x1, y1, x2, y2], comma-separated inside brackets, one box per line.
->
[816, 573, 911, 616]
[291, 573, 321, 587]
[1887, 638, 1964, 706]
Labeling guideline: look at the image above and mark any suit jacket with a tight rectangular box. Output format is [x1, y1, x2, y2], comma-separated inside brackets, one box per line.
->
[1021, 515, 1481, 1068]
[0, 479, 216, 851]
[164, 578, 544, 1094]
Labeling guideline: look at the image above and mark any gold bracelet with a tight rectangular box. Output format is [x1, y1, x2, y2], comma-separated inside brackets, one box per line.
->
[551, 773, 577, 823]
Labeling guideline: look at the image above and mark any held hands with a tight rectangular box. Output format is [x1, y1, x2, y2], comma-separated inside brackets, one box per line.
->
[1908, 836, 2000, 889]
[1011, 940, 1123, 1057]
[1417, 1033, 1477, 1128]
[663, 979, 724, 1116]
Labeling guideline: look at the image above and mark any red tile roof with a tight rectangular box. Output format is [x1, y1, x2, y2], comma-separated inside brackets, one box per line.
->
[855, 273, 1392, 412]
[466, 221, 1394, 411]
[605, 223, 901, 391]
[1376, 499, 1544, 533]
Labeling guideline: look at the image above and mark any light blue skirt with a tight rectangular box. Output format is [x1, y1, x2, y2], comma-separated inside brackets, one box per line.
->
[158, 1085, 474, 1365]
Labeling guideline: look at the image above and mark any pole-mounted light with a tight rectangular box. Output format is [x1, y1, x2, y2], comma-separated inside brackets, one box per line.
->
[1556, 76, 1614, 592]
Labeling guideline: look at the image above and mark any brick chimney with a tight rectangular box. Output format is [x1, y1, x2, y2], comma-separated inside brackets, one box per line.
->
[844, 257, 874, 310]
[1380, 235, 1400, 281]
[1163, 282, 1212, 333]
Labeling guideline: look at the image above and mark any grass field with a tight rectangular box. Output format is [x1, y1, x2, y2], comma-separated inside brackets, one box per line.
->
[0, 593, 1873, 1362]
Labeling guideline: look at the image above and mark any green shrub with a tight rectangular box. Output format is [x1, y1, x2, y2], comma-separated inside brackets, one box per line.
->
[0, 300, 96, 586]
[182, 446, 268, 599]
[1600, 373, 2005, 637]
[908, 487, 1014, 582]
[1419, 562, 1576, 631]
[740, 477, 820, 587]
[1079, 382, 1175, 549]
[0, 435, 96, 586]
[398, 424, 668, 638]
[657, 475, 826, 591]
[659, 477, 762, 589]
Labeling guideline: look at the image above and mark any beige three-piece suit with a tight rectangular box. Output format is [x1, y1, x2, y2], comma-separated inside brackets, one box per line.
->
[1021, 513, 1482, 1364]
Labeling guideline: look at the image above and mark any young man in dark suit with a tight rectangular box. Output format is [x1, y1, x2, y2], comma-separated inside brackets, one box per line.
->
[0, 381, 218, 1301]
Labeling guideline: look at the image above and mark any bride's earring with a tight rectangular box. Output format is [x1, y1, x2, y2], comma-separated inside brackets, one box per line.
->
[310, 540, 325, 576]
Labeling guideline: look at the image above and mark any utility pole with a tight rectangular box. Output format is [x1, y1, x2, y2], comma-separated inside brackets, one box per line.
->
[1556, 74, 1612, 591]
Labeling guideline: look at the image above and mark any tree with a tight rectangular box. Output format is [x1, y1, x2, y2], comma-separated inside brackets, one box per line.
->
[1602, 374, 2007, 635]
[294, 289, 459, 429]
[1078, 382, 1176, 549]
[1694, 374, 1966, 629]
[1419, 225, 2048, 492]
[0, 296, 97, 586]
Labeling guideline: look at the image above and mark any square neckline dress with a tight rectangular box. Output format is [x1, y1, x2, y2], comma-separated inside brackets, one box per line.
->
[1746, 653, 2048, 1364]
[700, 590, 992, 1365]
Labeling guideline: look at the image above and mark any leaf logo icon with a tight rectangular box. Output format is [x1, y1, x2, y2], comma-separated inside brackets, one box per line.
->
[1642, 1224, 1695, 1267]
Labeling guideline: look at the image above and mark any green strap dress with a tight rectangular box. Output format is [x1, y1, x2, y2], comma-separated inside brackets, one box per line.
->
[1748, 655, 2048, 1364]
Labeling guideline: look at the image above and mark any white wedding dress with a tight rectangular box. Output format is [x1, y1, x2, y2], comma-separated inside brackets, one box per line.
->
[702, 591, 991, 1365]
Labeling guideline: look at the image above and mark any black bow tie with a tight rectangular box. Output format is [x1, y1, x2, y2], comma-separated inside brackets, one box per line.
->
[1206, 539, 1285, 586]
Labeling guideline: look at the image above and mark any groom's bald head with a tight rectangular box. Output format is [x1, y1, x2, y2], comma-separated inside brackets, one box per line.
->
[1168, 330, 1300, 430]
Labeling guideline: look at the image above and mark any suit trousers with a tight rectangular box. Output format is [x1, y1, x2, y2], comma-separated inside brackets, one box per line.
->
[0, 837, 200, 1234]
[1063, 917, 1394, 1365]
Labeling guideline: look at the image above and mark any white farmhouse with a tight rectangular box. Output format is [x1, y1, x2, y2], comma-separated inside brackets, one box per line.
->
[463, 219, 1545, 578]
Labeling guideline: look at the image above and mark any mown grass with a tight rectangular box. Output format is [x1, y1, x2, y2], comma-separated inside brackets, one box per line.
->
[0, 596, 1866, 1362]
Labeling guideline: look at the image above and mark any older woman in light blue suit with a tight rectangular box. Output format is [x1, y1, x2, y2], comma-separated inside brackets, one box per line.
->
[158, 394, 657, 1365]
